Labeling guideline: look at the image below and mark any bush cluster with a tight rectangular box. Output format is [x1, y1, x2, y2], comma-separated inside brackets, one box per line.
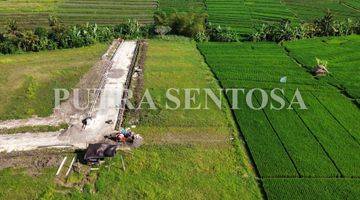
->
[250, 11, 360, 42]
[1, 11, 359, 54]
[0, 17, 151, 54]
[153, 11, 207, 38]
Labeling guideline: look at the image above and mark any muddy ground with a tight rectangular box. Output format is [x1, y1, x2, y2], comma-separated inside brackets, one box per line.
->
[0, 149, 75, 173]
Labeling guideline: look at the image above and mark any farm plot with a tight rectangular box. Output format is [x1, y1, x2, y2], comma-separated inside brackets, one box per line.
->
[158, 0, 205, 13]
[0, 38, 262, 199]
[343, 0, 360, 10]
[198, 41, 360, 196]
[245, 0, 298, 25]
[206, 0, 253, 34]
[284, 35, 360, 100]
[0, 0, 157, 29]
[283, 0, 360, 21]
[263, 178, 360, 199]
[104, 38, 261, 199]
[0, 43, 107, 120]
[205, 0, 360, 34]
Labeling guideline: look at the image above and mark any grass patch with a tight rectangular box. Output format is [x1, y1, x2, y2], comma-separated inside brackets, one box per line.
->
[113, 38, 261, 199]
[0, 124, 68, 134]
[0, 167, 57, 199]
[0, 43, 107, 120]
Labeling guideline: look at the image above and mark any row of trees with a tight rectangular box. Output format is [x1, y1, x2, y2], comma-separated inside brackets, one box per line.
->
[0, 17, 151, 54]
[1, 11, 359, 54]
[152, 10, 360, 43]
[250, 11, 360, 42]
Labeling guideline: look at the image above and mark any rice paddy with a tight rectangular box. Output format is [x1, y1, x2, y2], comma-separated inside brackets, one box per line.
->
[198, 39, 360, 198]
[205, 0, 360, 34]
[0, 0, 157, 29]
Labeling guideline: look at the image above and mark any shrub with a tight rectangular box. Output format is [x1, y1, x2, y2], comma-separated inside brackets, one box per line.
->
[154, 11, 168, 26]
[96, 26, 114, 42]
[154, 10, 207, 38]
[313, 10, 335, 36]
[34, 27, 48, 38]
[114, 19, 142, 39]
[0, 40, 17, 54]
[195, 31, 209, 42]
[250, 11, 359, 42]
[168, 12, 207, 37]
[208, 25, 241, 42]
[19, 30, 41, 51]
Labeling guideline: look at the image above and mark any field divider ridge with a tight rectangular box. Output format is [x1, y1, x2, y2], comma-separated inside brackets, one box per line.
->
[283, 95, 345, 178]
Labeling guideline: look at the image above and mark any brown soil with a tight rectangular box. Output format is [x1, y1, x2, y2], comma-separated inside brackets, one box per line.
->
[0, 149, 74, 174]
[125, 40, 148, 126]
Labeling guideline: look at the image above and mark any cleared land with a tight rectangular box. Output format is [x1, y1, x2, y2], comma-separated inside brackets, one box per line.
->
[0, 43, 107, 120]
[205, 0, 360, 34]
[0, 38, 262, 199]
[198, 40, 360, 198]
[0, 0, 157, 29]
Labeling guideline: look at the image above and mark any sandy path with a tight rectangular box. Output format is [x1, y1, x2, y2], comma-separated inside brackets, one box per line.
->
[0, 41, 137, 152]
[0, 116, 64, 129]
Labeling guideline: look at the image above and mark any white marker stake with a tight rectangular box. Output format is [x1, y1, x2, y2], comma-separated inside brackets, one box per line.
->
[65, 156, 76, 177]
[56, 156, 67, 176]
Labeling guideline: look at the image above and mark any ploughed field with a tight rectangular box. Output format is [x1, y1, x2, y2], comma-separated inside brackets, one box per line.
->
[198, 36, 360, 198]
[0, 0, 157, 29]
[205, 0, 360, 34]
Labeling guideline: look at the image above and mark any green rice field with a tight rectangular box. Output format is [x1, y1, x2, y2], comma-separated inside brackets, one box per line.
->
[205, 0, 360, 34]
[0, 0, 157, 29]
[158, 0, 205, 13]
[198, 39, 360, 198]
[284, 35, 360, 100]
[0, 0, 359, 199]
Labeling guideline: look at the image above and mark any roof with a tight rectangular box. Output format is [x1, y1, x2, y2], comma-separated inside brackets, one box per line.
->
[84, 143, 117, 161]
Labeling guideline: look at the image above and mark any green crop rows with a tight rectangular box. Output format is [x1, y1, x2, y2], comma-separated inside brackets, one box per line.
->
[0, 0, 157, 29]
[205, 0, 360, 34]
[284, 35, 360, 100]
[283, 0, 360, 21]
[158, 0, 205, 13]
[198, 40, 360, 197]
[263, 178, 360, 199]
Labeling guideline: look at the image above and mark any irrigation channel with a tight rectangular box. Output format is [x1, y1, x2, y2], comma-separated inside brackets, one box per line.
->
[0, 40, 139, 152]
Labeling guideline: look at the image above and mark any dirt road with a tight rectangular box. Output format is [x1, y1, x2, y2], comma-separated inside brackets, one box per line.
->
[0, 41, 138, 152]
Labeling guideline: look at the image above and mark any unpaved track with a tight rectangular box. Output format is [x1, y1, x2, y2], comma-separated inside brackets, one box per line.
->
[0, 116, 64, 129]
[0, 41, 137, 152]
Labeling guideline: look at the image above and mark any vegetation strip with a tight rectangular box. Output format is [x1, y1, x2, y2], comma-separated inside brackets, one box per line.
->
[0, 124, 68, 135]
